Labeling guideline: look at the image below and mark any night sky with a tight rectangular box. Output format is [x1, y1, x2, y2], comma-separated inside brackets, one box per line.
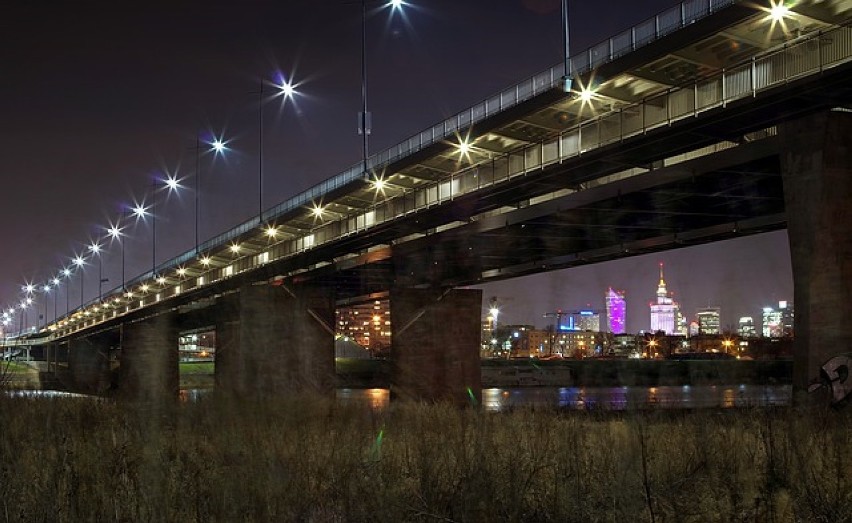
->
[1, 0, 792, 333]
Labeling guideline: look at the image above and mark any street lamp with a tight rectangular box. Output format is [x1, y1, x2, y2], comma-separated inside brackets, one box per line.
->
[73, 254, 86, 307]
[257, 73, 299, 217]
[356, 0, 409, 176]
[107, 221, 125, 292]
[50, 278, 60, 324]
[61, 267, 72, 316]
[88, 241, 105, 301]
[193, 134, 228, 253]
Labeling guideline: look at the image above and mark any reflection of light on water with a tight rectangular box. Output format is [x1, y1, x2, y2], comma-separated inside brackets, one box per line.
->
[337, 388, 389, 410]
[366, 388, 389, 410]
[723, 388, 735, 408]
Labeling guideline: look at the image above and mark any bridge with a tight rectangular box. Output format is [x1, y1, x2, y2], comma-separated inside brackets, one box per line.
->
[4, 0, 852, 404]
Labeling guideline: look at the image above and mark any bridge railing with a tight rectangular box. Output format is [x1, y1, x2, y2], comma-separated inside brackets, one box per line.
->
[258, 0, 737, 224]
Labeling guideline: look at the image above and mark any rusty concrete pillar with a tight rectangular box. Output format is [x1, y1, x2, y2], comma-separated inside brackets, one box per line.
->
[390, 288, 482, 405]
[218, 283, 335, 398]
[68, 334, 114, 394]
[119, 312, 179, 402]
[781, 110, 852, 402]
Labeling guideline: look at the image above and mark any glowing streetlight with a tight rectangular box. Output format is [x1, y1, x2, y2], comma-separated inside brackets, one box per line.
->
[73, 254, 86, 308]
[356, 0, 410, 176]
[256, 73, 299, 217]
[770, 1, 789, 22]
[193, 133, 228, 253]
[89, 241, 106, 301]
[107, 220, 127, 292]
[60, 267, 72, 316]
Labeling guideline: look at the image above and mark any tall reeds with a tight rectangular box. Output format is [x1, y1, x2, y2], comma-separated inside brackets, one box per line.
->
[0, 395, 850, 522]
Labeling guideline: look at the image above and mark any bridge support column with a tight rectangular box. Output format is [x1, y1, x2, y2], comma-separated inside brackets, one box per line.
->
[218, 283, 335, 398]
[68, 335, 112, 394]
[390, 288, 482, 405]
[781, 110, 852, 397]
[214, 318, 241, 394]
[119, 312, 179, 402]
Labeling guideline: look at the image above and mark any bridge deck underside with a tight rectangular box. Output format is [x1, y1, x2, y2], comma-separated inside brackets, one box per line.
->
[324, 139, 785, 297]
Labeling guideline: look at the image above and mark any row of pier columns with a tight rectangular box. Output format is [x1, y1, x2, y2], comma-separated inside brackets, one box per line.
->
[60, 283, 483, 405]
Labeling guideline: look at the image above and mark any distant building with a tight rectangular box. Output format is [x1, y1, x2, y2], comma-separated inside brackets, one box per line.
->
[336, 299, 391, 353]
[650, 263, 681, 335]
[605, 288, 626, 334]
[696, 307, 721, 335]
[762, 301, 793, 338]
[563, 310, 601, 332]
[688, 321, 700, 337]
[738, 317, 757, 338]
[554, 330, 601, 358]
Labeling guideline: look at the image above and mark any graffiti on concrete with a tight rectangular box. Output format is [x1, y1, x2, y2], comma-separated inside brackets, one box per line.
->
[808, 355, 852, 406]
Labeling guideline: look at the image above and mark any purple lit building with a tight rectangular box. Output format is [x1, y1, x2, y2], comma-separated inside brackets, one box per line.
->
[606, 288, 626, 334]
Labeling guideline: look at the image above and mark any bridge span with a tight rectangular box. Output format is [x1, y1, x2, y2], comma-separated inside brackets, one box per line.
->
[7, 0, 852, 404]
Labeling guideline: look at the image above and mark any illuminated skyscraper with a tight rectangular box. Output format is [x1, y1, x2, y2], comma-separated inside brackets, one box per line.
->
[696, 307, 721, 335]
[650, 263, 680, 334]
[606, 288, 626, 334]
[762, 301, 793, 337]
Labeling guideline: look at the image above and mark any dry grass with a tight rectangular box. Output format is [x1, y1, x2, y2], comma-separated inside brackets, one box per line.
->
[1, 395, 850, 522]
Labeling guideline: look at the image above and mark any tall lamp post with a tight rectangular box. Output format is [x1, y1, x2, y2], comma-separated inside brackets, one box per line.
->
[561, 0, 572, 92]
[61, 268, 72, 316]
[107, 221, 126, 292]
[256, 75, 298, 218]
[193, 136, 227, 254]
[88, 242, 105, 302]
[356, 0, 407, 176]
[50, 278, 60, 324]
[146, 174, 180, 277]
[73, 255, 86, 308]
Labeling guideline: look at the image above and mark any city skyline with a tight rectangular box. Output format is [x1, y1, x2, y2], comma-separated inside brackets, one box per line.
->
[2, 0, 792, 325]
[474, 230, 793, 334]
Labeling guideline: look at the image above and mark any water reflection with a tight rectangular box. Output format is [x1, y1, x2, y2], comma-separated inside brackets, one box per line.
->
[480, 384, 791, 412]
[6, 385, 792, 412]
[337, 388, 390, 410]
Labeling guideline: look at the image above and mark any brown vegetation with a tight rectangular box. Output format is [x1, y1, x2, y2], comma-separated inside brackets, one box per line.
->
[0, 396, 850, 522]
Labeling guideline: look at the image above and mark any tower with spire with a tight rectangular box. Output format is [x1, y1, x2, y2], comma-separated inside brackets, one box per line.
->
[650, 262, 681, 334]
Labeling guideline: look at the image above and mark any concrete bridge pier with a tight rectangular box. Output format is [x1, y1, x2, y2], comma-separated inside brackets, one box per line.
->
[119, 312, 179, 402]
[67, 333, 115, 394]
[215, 283, 336, 398]
[781, 110, 852, 398]
[389, 287, 482, 406]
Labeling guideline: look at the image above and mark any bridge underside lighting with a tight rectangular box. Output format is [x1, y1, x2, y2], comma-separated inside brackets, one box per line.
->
[229, 244, 241, 254]
[311, 205, 324, 218]
[200, 256, 212, 266]
[265, 226, 278, 238]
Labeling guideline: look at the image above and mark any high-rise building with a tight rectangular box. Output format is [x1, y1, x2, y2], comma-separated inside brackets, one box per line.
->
[696, 307, 721, 335]
[606, 288, 626, 334]
[779, 301, 794, 337]
[738, 316, 757, 338]
[762, 301, 793, 338]
[650, 263, 681, 335]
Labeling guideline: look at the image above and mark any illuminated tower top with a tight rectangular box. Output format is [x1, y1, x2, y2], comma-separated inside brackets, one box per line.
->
[657, 262, 668, 298]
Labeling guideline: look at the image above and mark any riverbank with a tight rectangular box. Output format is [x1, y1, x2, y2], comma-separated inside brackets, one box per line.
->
[0, 394, 847, 521]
